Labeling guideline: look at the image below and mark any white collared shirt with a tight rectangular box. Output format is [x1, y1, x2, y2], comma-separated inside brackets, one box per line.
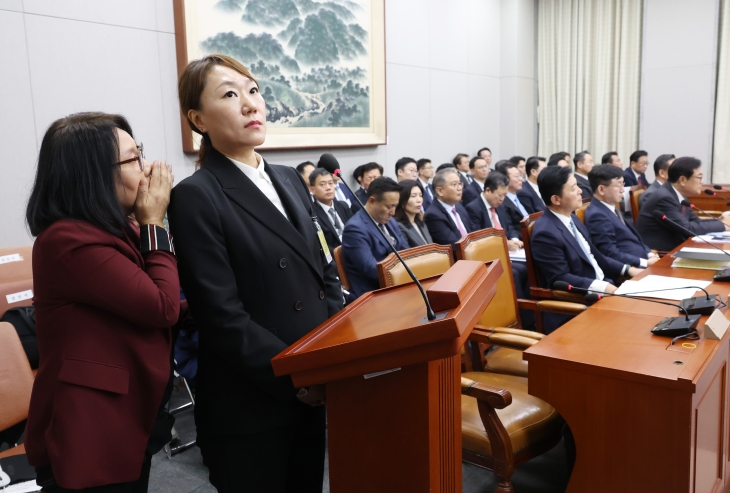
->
[671, 185, 685, 204]
[419, 178, 433, 199]
[549, 209, 610, 293]
[597, 200, 650, 267]
[228, 154, 289, 220]
[318, 200, 344, 239]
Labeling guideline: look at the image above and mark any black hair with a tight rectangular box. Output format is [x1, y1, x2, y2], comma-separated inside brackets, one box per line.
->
[296, 161, 315, 174]
[601, 152, 618, 165]
[547, 153, 567, 167]
[308, 167, 332, 187]
[395, 157, 416, 176]
[436, 163, 456, 172]
[469, 156, 487, 169]
[537, 165, 573, 205]
[355, 162, 383, 184]
[526, 156, 545, 176]
[668, 157, 701, 183]
[573, 150, 590, 171]
[509, 156, 525, 165]
[367, 176, 403, 200]
[416, 158, 432, 171]
[477, 147, 491, 156]
[629, 150, 648, 164]
[26, 112, 136, 239]
[494, 160, 517, 176]
[588, 164, 623, 193]
[452, 153, 469, 166]
[653, 154, 676, 176]
[485, 171, 509, 192]
[394, 179, 425, 226]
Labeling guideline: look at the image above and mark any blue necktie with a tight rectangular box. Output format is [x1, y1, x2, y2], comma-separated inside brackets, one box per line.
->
[512, 196, 528, 216]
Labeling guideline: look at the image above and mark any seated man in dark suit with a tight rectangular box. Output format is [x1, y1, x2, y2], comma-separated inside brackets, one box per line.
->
[624, 150, 650, 187]
[461, 156, 489, 205]
[495, 160, 529, 240]
[309, 168, 354, 253]
[639, 154, 675, 208]
[584, 165, 659, 269]
[416, 158, 435, 211]
[517, 156, 546, 214]
[466, 171, 531, 303]
[636, 157, 729, 251]
[573, 151, 595, 200]
[532, 166, 643, 294]
[341, 177, 409, 300]
[354, 161, 382, 205]
[424, 168, 474, 251]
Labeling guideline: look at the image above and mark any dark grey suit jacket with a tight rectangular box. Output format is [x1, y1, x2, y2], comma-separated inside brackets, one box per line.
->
[397, 219, 433, 248]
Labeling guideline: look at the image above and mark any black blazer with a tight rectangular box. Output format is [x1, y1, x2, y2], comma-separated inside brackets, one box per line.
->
[168, 148, 343, 437]
[397, 219, 433, 248]
[312, 199, 353, 251]
[624, 168, 649, 187]
[419, 180, 434, 211]
[516, 182, 545, 214]
[584, 200, 650, 267]
[635, 181, 725, 251]
[461, 180, 483, 206]
[424, 199, 474, 251]
[501, 196, 527, 240]
[465, 197, 519, 240]
[354, 187, 367, 206]
[575, 173, 593, 200]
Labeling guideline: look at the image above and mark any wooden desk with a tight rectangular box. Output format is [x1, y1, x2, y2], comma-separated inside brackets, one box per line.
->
[524, 240, 730, 493]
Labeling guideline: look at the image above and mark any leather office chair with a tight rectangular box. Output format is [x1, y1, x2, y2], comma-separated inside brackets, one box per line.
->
[629, 188, 644, 224]
[332, 246, 351, 292]
[0, 246, 33, 284]
[454, 229, 586, 375]
[0, 322, 34, 460]
[377, 244, 568, 492]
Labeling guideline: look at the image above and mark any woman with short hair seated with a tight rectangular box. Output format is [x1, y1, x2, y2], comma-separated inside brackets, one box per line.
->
[395, 179, 433, 247]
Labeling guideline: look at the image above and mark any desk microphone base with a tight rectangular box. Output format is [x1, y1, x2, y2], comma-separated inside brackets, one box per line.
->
[651, 314, 701, 337]
[680, 295, 718, 315]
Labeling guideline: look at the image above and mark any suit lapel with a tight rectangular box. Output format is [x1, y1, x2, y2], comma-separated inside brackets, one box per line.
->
[314, 202, 338, 239]
[434, 200, 460, 236]
[363, 213, 392, 252]
[206, 150, 320, 277]
[478, 199, 493, 228]
[551, 212, 591, 265]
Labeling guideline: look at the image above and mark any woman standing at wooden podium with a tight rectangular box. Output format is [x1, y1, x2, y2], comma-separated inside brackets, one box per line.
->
[169, 54, 342, 492]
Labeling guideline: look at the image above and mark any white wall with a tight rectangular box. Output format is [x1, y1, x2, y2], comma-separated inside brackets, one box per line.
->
[0, 0, 536, 248]
[640, 0, 720, 180]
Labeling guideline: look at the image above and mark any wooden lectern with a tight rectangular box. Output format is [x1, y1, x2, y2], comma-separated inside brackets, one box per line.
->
[272, 260, 502, 493]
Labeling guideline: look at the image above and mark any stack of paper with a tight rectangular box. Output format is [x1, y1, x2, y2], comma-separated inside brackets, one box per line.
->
[614, 275, 712, 300]
[508, 248, 526, 262]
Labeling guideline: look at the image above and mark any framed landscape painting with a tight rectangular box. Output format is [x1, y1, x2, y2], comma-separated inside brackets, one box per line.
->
[173, 0, 386, 151]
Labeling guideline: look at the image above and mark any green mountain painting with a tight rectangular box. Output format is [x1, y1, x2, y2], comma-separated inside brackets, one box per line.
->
[198, 0, 371, 128]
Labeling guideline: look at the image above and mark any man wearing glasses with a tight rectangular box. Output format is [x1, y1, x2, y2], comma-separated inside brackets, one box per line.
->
[424, 168, 474, 251]
[636, 157, 730, 251]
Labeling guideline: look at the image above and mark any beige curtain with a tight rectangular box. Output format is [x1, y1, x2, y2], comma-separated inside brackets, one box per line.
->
[713, 0, 730, 182]
[537, 0, 643, 162]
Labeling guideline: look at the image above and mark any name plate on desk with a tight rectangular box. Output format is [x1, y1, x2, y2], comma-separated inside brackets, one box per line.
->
[426, 260, 486, 312]
[704, 309, 730, 340]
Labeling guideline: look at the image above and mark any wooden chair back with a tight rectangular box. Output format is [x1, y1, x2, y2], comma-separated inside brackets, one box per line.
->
[0, 246, 33, 284]
[0, 278, 33, 318]
[630, 188, 644, 223]
[520, 212, 543, 288]
[575, 200, 590, 224]
[454, 229, 520, 329]
[332, 246, 351, 291]
[376, 244, 453, 288]
[0, 322, 34, 432]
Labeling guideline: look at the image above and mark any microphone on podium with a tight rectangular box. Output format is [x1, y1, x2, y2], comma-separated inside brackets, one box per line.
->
[553, 280, 718, 315]
[317, 153, 437, 321]
[552, 281, 700, 338]
[651, 210, 730, 282]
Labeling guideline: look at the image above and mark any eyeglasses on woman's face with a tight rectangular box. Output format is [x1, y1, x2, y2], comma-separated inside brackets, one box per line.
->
[115, 143, 144, 171]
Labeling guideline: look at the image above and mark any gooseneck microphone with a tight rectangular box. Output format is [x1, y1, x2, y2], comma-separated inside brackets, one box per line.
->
[553, 280, 719, 315]
[714, 185, 726, 191]
[317, 153, 436, 321]
[704, 189, 718, 197]
[552, 281, 699, 336]
[685, 199, 723, 219]
[651, 210, 730, 282]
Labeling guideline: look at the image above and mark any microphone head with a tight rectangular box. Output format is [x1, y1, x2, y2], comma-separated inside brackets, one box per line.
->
[652, 210, 667, 221]
[726, 201, 730, 207]
[704, 189, 717, 196]
[680, 199, 693, 208]
[553, 281, 571, 291]
[317, 153, 341, 174]
[585, 293, 602, 303]
[715, 185, 725, 190]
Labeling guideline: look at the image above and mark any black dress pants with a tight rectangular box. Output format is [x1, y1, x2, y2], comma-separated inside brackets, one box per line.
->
[198, 404, 326, 493]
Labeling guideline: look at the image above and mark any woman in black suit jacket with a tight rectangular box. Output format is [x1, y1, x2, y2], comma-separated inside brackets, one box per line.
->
[169, 55, 343, 493]
[395, 179, 433, 247]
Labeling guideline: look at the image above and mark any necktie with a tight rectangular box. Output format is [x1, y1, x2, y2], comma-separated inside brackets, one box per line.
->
[512, 196, 528, 217]
[379, 223, 396, 246]
[328, 208, 343, 237]
[614, 207, 626, 225]
[451, 208, 467, 236]
[490, 208, 502, 230]
[467, 174, 473, 184]
[426, 184, 433, 200]
[569, 220, 602, 280]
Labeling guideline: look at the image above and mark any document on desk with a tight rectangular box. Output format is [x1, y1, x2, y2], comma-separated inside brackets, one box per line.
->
[508, 248, 526, 262]
[675, 246, 730, 261]
[614, 275, 712, 300]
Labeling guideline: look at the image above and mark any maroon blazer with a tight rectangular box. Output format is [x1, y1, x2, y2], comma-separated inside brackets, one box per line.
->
[25, 220, 180, 489]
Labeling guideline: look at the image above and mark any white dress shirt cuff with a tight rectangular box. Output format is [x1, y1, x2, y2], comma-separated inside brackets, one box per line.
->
[640, 258, 647, 268]
[589, 280, 610, 294]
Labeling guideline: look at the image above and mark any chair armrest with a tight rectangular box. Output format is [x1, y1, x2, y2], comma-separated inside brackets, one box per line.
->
[470, 327, 541, 350]
[474, 325, 544, 340]
[536, 300, 587, 315]
[461, 377, 512, 409]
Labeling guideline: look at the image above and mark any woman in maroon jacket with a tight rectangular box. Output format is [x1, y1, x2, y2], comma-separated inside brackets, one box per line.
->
[24, 112, 180, 492]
